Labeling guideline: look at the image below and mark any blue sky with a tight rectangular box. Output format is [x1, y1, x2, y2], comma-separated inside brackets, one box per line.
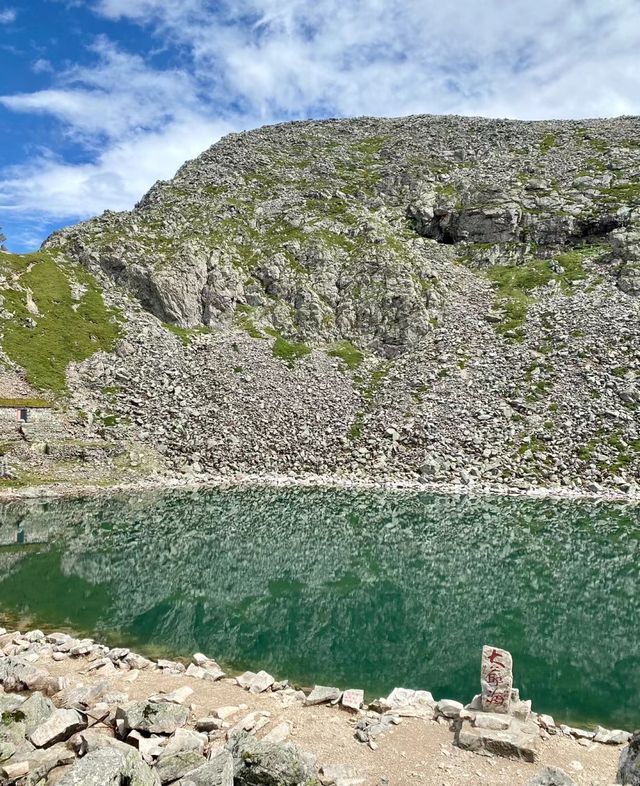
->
[2, 0, 640, 252]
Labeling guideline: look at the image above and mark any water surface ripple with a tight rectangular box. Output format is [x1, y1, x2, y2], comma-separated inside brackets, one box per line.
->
[0, 488, 638, 728]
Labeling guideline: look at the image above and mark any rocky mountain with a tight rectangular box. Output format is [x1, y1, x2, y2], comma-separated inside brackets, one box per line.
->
[2, 114, 640, 494]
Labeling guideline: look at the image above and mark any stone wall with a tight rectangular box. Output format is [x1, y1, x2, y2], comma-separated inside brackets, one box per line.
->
[0, 406, 67, 442]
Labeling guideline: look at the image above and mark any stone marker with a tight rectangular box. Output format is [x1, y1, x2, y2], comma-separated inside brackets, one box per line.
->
[481, 645, 513, 714]
[341, 689, 364, 711]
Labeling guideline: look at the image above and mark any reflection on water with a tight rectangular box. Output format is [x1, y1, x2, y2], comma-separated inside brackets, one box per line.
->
[0, 488, 638, 728]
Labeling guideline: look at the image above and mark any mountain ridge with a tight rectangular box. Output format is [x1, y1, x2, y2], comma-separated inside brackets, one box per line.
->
[0, 113, 639, 494]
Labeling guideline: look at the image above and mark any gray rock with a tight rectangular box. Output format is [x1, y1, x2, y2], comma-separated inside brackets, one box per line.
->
[618, 731, 640, 785]
[305, 685, 341, 706]
[0, 656, 59, 695]
[0, 705, 28, 747]
[155, 750, 206, 784]
[7, 742, 75, 784]
[593, 726, 631, 745]
[160, 728, 206, 757]
[19, 691, 55, 734]
[174, 749, 233, 786]
[228, 731, 311, 786]
[56, 744, 160, 785]
[28, 708, 87, 748]
[248, 670, 275, 694]
[0, 741, 16, 763]
[115, 701, 189, 735]
[525, 766, 577, 786]
[436, 699, 464, 718]
[456, 717, 540, 762]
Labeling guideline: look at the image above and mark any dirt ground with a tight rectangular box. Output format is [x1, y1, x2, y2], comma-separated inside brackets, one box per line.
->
[41, 654, 622, 786]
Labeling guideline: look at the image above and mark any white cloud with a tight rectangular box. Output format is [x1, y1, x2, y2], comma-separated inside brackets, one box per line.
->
[0, 7, 16, 23]
[91, 0, 640, 120]
[31, 58, 54, 74]
[3, 0, 640, 248]
[0, 115, 235, 218]
[2, 38, 200, 143]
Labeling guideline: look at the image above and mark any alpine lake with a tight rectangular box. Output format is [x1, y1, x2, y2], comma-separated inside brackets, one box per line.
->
[0, 487, 638, 730]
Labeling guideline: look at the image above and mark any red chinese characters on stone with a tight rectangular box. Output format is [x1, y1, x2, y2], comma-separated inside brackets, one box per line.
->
[480, 645, 513, 714]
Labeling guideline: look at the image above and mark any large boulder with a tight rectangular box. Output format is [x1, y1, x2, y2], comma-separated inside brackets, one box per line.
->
[456, 716, 540, 762]
[56, 744, 160, 786]
[28, 708, 87, 748]
[19, 692, 55, 734]
[4, 742, 75, 783]
[0, 657, 60, 695]
[155, 750, 206, 784]
[228, 732, 312, 786]
[174, 749, 233, 786]
[619, 262, 640, 296]
[618, 731, 640, 785]
[115, 702, 189, 735]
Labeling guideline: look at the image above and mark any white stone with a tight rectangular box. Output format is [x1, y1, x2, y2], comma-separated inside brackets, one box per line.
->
[481, 645, 513, 714]
[29, 709, 87, 748]
[185, 664, 207, 680]
[474, 713, 512, 731]
[593, 727, 631, 745]
[236, 671, 256, 689]
[214, 706, 241, 720]
[342, 689, 364, 711]
[437, 699, 464, 718]
[148, 686, 193, 705]
[248, 670, 275, 694]
[262, 721, 292, 744]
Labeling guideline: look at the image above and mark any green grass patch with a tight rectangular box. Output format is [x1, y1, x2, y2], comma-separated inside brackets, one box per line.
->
[486, 249, 591, 338]
[327, 340, 364, 369]
[271, 334, 311, 365]
[0, 397, 51, 408]
[539, 133, 557, 152]
[0, 251, 122, 392]
[163, 323, 210, 346]
[600, 182, 640, 202]
[234, 305, 265, 339]
[588, 137, 608, 153]
[351, 135, 387, 156]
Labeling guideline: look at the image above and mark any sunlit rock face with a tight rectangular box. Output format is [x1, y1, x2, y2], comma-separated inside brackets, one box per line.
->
[0, 488, 638, 728]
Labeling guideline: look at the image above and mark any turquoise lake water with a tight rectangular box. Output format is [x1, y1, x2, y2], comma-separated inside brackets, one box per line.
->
[0, 487, 637, 729]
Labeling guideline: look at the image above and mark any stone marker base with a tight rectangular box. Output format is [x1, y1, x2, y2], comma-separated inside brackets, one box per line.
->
[456, 716, 540, 762]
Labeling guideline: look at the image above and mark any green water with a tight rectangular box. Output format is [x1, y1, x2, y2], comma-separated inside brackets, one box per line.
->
[0, 487, 638, 729]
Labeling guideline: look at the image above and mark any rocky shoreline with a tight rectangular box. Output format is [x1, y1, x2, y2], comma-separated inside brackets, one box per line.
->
[0, 627, 637, 785]
[1, 469, 639, 506]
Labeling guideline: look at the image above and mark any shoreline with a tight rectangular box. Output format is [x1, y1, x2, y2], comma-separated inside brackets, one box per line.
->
[0, 619, 630, 736]
[0, 626, 631, 786]
[1, 469, 639, 505]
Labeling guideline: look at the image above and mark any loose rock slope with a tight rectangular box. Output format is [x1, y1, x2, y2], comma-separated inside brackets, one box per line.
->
[2, 114, 640, 493]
